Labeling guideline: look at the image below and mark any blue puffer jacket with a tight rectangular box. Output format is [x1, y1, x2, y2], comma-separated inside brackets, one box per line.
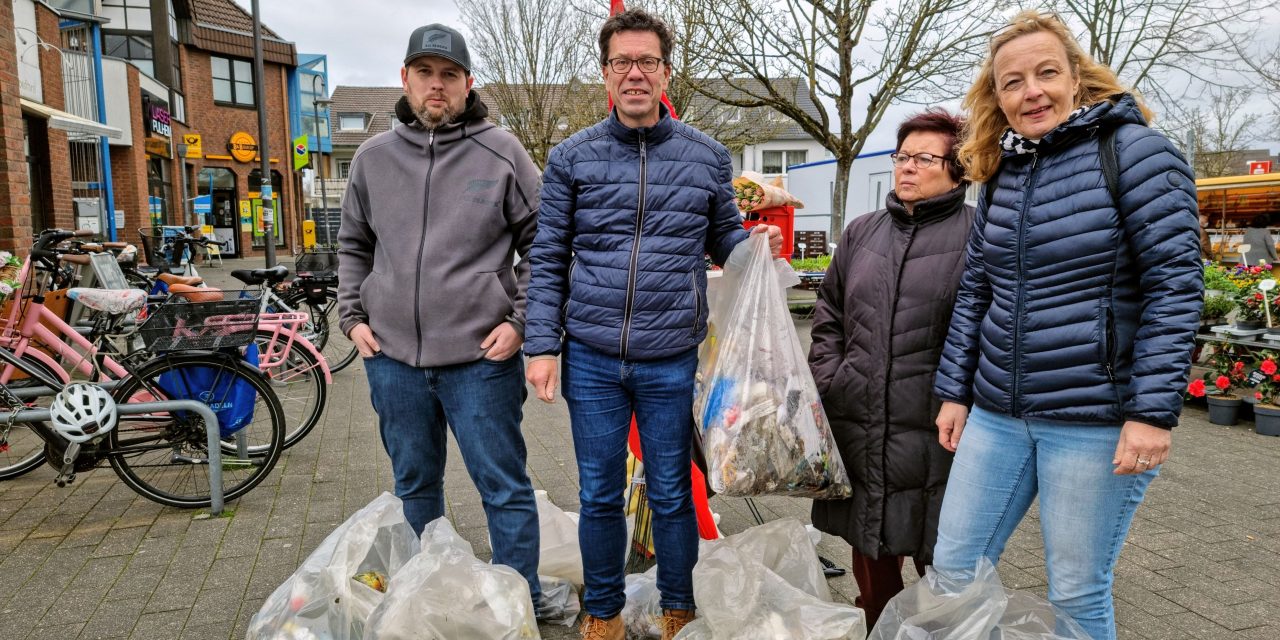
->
[524, 106, 749, 360]
[933, 95, 1203, 429]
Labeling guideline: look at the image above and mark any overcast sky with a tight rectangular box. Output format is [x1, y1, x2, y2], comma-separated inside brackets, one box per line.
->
[244, 0, 1278, 154]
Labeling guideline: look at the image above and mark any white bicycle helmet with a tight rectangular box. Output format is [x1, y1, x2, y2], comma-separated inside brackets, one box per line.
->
[49, 383, 118, 443]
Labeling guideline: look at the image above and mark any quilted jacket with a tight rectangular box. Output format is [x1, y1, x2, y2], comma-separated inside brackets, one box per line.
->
[523, 106, 749, 360]
[932, 94, 1203, 428]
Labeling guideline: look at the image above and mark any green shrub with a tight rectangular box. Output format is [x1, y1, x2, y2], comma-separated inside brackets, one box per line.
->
[790, 255, 832, 272]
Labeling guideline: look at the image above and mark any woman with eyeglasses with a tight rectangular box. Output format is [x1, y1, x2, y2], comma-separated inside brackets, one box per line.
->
[930, 11, 1202, 639]
[808, 108, 974, 628]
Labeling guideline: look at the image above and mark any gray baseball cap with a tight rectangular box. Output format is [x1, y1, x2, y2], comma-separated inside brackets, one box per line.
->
[404, 24, 471, 74]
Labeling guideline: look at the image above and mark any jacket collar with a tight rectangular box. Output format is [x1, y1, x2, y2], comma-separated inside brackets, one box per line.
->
[393, 90, 494, 148]
[1000, 93, 1147, 158]
[886, 182, 969, 227]
[605, 102, 676, 145]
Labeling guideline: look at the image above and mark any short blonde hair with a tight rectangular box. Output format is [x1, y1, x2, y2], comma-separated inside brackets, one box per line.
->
[957, 10, 1154, 183]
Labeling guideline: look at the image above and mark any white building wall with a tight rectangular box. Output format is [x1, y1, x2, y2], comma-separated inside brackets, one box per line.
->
[739, 139, 829, 190]
[786, 151, 896, 234]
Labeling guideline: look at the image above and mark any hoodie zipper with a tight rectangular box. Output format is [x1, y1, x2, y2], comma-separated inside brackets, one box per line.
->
[414, 130, 436, 365]
[1012, 152, 1039, 417]
[620, 132, 648, 359]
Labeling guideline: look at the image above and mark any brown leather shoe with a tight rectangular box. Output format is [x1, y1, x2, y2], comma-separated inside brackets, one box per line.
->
[660, 608, 696, 640]
[580, 613, 624, 640]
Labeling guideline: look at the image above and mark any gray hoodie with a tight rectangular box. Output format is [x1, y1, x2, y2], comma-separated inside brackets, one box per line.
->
[338, 92, 541, 367]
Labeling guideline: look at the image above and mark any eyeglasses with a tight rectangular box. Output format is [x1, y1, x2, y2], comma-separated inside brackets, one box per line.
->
[889, 152, 953, 169]
[606, 57, 664, 74]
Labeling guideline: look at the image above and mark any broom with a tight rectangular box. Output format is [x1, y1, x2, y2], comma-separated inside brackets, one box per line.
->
[624, 457, 657, 573]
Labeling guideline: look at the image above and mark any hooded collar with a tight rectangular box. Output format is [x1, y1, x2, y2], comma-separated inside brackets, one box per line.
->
[393, 89, 493, 148]
[886, 182, 968, 228]
[605, 102, 676, 145]
[999, 93, 1147, 158]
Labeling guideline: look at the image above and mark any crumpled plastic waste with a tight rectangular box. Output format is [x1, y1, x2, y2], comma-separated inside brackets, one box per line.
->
[868, 557, 1090, 640]
[536, 490, 584, 586]
[622, 566, 662, 638]
[361, 517, 540, 639]
[674, 518, 865, 640]
[537, 575, 581, 628]
[245, 492, 419, 640]
[694, 234, 851, 498]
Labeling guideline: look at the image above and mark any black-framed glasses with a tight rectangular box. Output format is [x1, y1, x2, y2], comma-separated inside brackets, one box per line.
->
[607, 57, 664, 74]
[889, 152, 953, 169]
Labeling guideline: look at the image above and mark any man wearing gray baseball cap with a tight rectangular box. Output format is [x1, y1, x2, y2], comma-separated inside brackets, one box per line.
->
[338, 23, 546, 612]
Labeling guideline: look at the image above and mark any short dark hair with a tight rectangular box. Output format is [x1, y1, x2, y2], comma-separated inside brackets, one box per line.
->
[896, 108, 967, 183]
[598, 9, 674, 67]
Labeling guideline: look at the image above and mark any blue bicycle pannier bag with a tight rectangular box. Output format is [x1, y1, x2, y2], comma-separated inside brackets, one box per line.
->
[157, 344, 259, 438]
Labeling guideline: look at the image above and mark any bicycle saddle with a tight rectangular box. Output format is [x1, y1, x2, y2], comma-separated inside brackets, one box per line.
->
[157, 273, 203, 286]
[231, 265, 290, 285]
[68, 288, 147, 315]
[167, 283, 223, 303]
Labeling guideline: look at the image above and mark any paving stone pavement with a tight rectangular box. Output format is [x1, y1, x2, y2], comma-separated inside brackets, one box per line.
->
[0, 258, 1277, 639]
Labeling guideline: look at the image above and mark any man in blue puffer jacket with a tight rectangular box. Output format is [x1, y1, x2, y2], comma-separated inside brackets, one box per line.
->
[523, 10, 780, 639]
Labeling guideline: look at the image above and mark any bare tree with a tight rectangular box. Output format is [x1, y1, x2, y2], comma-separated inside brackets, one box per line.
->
[1166, 87, 1264, 178]
[460, 0, 605, 167]
[1045, 0, 1263, 118]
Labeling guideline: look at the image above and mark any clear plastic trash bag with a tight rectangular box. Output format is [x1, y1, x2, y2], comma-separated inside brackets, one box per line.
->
[538, 575, 581, 628]
[361, 517, 540, 639]
[694, 234, 851, 498]
[675, 518, 866, 640]
[868, 558, 1091, 640]
[536, 490, 584, 586]
[246, 492, 419, 640]
[622, 566, 662, 638]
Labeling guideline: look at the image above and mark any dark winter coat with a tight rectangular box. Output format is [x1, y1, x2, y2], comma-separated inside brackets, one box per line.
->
[809, 184, 975, 562]
[933, 95, 1203, 429]
[523, 105, 749, 361]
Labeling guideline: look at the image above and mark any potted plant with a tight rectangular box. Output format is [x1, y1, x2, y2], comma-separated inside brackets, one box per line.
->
[1203, 261, 1238, 299]
[1250, 352, 1280, 437]
[1201, 294, 1235, 326]
[1197, 341, 1247, 425]
[1227, 264, 1272, 329]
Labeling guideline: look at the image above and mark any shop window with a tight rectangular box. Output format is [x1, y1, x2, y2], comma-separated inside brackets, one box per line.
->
[211, 56, 255, 107]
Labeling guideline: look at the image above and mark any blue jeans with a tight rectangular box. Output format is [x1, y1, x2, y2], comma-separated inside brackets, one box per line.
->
[932, 406, 1158, 640]
[364, 352, 541, 600]
[562, 339, 699, 618]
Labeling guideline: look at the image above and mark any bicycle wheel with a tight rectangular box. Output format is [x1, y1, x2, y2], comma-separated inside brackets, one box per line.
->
[254, 329, 327, 450]
[283, 291, 357, 373]
[106, 352, 284, 508]
[0, 352, 68, 480]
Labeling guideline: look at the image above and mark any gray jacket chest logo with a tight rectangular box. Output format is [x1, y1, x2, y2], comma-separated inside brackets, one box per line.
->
[465, 179, 501, 207]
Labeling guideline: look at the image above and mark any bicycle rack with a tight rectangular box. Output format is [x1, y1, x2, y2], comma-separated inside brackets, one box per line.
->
[10, 383, 235, 515]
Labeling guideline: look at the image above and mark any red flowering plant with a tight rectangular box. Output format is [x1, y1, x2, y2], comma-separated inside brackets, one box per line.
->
[1252, 351, 1280, 407]
[1198, 341, 1248, 399]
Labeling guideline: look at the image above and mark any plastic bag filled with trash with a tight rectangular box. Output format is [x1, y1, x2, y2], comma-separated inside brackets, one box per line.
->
[868, 558, 1090, 640]
[538, 576, 582, 628]
[536, 490, 583, 586]
[694, 234, 851, 498]
[245, 492, 419, 640]
[675, 519, 865, 640]
[622, 566, 662, 638]
[361, 517, 540, 639]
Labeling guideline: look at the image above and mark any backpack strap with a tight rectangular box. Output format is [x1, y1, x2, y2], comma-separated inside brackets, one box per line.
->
[1098, 126, 1121, 207]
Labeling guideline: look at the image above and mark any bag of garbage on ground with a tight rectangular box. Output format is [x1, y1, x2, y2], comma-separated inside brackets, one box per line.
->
[536, 489, 584, 586]
[361, 516, 540, 639]
[622, 566, 662, 638]
[694, 234, 852, 498]
[245, 492, 419, 640]
[733, 170, 805, 212]
[674, 518, 866, 640]
[868, 557, 1090, 640]
[538, 575, 581, 628]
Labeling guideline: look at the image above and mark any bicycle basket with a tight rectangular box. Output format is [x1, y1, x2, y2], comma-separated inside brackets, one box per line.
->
[294, 249, 339, 278]
[137, 290, 261, 351]
[138, 227, 178, 271]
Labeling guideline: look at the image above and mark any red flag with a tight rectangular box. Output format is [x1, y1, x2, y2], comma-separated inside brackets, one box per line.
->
[606, 0, 678, 119]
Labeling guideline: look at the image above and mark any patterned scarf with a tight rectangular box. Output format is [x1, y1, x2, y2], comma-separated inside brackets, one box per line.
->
[999, 104, 1091, 155]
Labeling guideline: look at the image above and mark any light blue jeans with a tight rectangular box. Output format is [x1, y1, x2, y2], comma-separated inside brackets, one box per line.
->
[932, 406, 1158, 640]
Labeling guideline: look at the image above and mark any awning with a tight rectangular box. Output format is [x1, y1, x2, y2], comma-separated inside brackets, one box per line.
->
[20, 98, 121, 139]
